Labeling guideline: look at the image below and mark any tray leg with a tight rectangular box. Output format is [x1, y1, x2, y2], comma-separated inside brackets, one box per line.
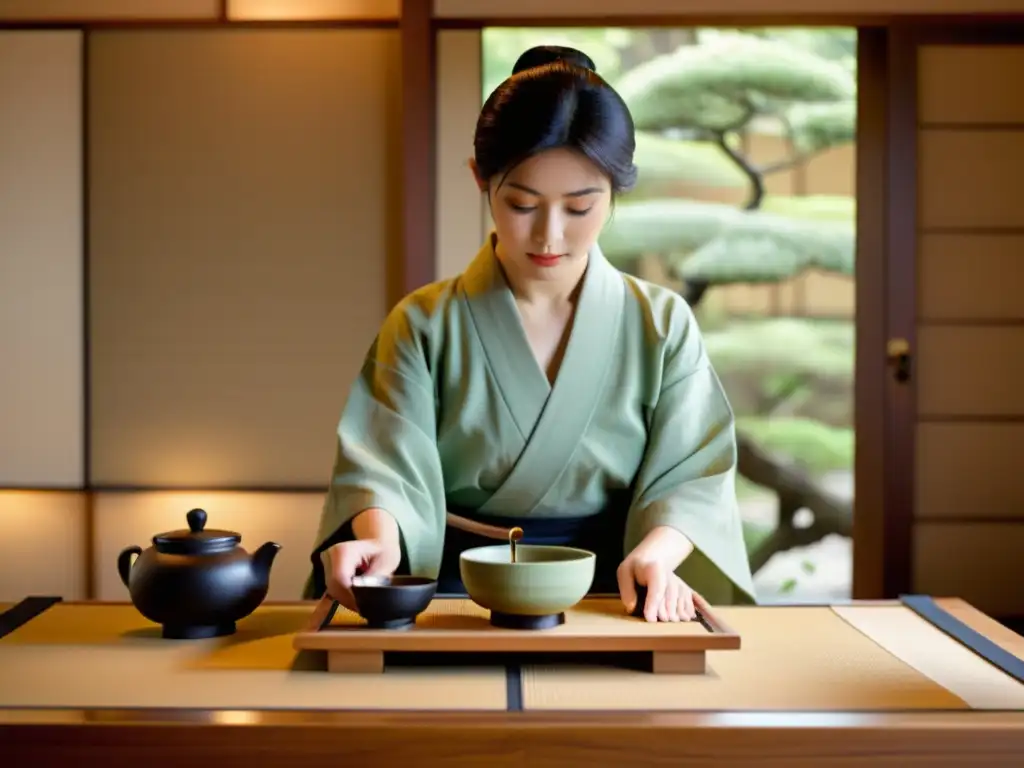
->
[327, 650, 385, 674]
[652, 650, 706, 675]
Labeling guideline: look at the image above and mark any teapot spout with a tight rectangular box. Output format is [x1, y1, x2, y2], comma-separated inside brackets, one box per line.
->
[250, 541, 282, 590]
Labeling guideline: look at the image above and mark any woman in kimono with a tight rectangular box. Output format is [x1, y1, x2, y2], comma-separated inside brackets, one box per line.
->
[306, 45, 757, 622]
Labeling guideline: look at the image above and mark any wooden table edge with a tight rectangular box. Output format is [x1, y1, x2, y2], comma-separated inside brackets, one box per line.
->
[4, 709, 1024, 767]
[4, 595, 1024, 764]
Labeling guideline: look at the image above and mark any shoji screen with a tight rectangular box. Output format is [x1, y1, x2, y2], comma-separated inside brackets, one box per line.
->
[913, 43, 1024, 618]
[86, 27, 399, 598]
[0, 31, 87, 600]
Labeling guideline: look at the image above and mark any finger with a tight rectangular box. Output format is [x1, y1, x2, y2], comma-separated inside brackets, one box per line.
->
[331, 547, 361, 589]
[616, 561, 638, 614]
[664, 578, 680, 622]
[334, 540, 382, 587]
[360, 548, 392, 577]
[644, 565, 666, 623]
[679, 586, 695, 621]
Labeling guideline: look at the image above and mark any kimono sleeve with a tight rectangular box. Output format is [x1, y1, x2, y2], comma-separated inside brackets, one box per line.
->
[304, 300, 447, 599]
[626, 300, 758, 606]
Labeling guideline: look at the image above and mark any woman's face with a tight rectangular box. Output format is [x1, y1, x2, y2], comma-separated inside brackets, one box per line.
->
[474, 148, 612, 283]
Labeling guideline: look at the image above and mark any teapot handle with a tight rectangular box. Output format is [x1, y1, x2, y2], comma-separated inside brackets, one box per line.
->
[117, 546, 142, 588]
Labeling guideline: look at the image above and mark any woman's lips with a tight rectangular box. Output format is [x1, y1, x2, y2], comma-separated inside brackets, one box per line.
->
[527, 253, 562, 267]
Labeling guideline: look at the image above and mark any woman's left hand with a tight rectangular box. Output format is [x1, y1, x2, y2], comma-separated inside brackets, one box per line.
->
[617, 556, 697, 623]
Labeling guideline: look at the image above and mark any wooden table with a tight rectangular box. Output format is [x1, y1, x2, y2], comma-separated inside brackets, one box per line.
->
[2, 596, 1022, 767]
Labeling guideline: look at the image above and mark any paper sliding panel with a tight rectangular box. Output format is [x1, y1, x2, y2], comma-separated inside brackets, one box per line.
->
[228, 0, 399, 20]
[0, 32, 84, 488]
[915, 423, 1024, 520]
[94, 491, 326, 601]
[914, 522, 1024, 618]
[88, 29, 398, 488]
[919, 45, 1024, 125]
[0, 491, 86, 601]
[0, 0, 219, 20]
[436, 30, 485, 280]
[916, 326, 1024, 417]
[919, 234, 1024, 322]
[919, 130, 1024, 230]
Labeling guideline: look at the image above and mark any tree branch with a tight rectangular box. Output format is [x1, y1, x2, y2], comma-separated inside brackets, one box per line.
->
[736, 431, 852, 573]
[713, 131, 765, 211]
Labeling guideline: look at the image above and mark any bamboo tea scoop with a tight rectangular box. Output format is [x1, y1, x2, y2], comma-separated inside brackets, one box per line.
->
[445, 512, 524, 563]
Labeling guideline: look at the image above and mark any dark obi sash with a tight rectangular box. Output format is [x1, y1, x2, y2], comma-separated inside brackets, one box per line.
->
[438, 505, 628, 596]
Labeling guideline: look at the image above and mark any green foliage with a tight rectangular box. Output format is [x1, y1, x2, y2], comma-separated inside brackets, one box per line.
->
[598, 199, 736, 264]
[677, 206, 854, 282]
[702, 318, 854, 382]
[741, 28, 857, 64]
[629, 132, 748, 196]
[598, 199, 854, 281]
[615, 33, 855, 133]
[787, 101, 857, 154]
[737, 417, 854, 473]
[760, 195, 855, 223]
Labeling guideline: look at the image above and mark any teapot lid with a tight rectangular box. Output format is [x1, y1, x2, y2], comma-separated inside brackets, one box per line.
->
[153, 508, 241, 555]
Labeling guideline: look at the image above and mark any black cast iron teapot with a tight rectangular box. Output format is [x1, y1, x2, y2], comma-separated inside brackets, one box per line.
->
[117, 507, 281, 639]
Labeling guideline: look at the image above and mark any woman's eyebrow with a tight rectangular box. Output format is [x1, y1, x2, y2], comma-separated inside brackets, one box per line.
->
[507, 182, 603, 198]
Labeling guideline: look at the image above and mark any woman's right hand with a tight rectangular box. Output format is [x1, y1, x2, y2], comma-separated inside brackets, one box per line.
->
[324, 537, 402, 612]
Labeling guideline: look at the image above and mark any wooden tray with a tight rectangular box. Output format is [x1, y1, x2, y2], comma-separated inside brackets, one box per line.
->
[292, 596, 741, 675]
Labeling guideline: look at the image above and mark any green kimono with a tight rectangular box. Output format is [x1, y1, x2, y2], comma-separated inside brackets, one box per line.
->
[306, 236, 757, 605]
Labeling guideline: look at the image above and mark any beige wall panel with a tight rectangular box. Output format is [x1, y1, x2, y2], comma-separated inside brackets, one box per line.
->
[802, 144, 856, 198]
[94, 491, 323, 601]
[434, 0, 1024, 17]
[88, 29, 398, 488]
[915, 423, 1024, 520]
[436, 30, 485, 281]
[801, 271, 855, 317]
[919, 130, 1024, 230]
[0, 32, 84, 488]
[916, 326, 1024, 417]
[919, 45, 1024, 125]
[913, 522, 1024, 617]
[0, 491, 86, 601]
[0, 0, 218, 20]
[228, 0, 399, 20]
[919, 234, 1024, 321]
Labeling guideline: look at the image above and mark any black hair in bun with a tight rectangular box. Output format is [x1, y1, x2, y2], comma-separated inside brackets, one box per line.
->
[511, 45, 596, 75]
[474, 45, 636, 193]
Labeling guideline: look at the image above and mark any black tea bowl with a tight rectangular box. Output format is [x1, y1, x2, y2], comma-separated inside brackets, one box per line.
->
[350, 575, 438, 630]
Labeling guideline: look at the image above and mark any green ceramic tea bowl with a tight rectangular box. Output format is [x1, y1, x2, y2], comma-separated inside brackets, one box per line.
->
[458, 544, 596, 617]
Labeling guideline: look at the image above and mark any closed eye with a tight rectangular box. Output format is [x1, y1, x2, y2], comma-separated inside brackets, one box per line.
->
[508, 203, 593, 216]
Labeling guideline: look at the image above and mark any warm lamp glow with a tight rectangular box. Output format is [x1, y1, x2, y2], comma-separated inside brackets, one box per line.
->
[0, 491, 86, 601]
[227, 0, 399, 21]
[0, 0, 219, 20]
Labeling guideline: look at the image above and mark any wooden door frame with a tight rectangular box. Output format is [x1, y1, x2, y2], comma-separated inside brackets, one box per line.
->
[852, 26, 889, 600]
[880, 20, 1024, 604]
